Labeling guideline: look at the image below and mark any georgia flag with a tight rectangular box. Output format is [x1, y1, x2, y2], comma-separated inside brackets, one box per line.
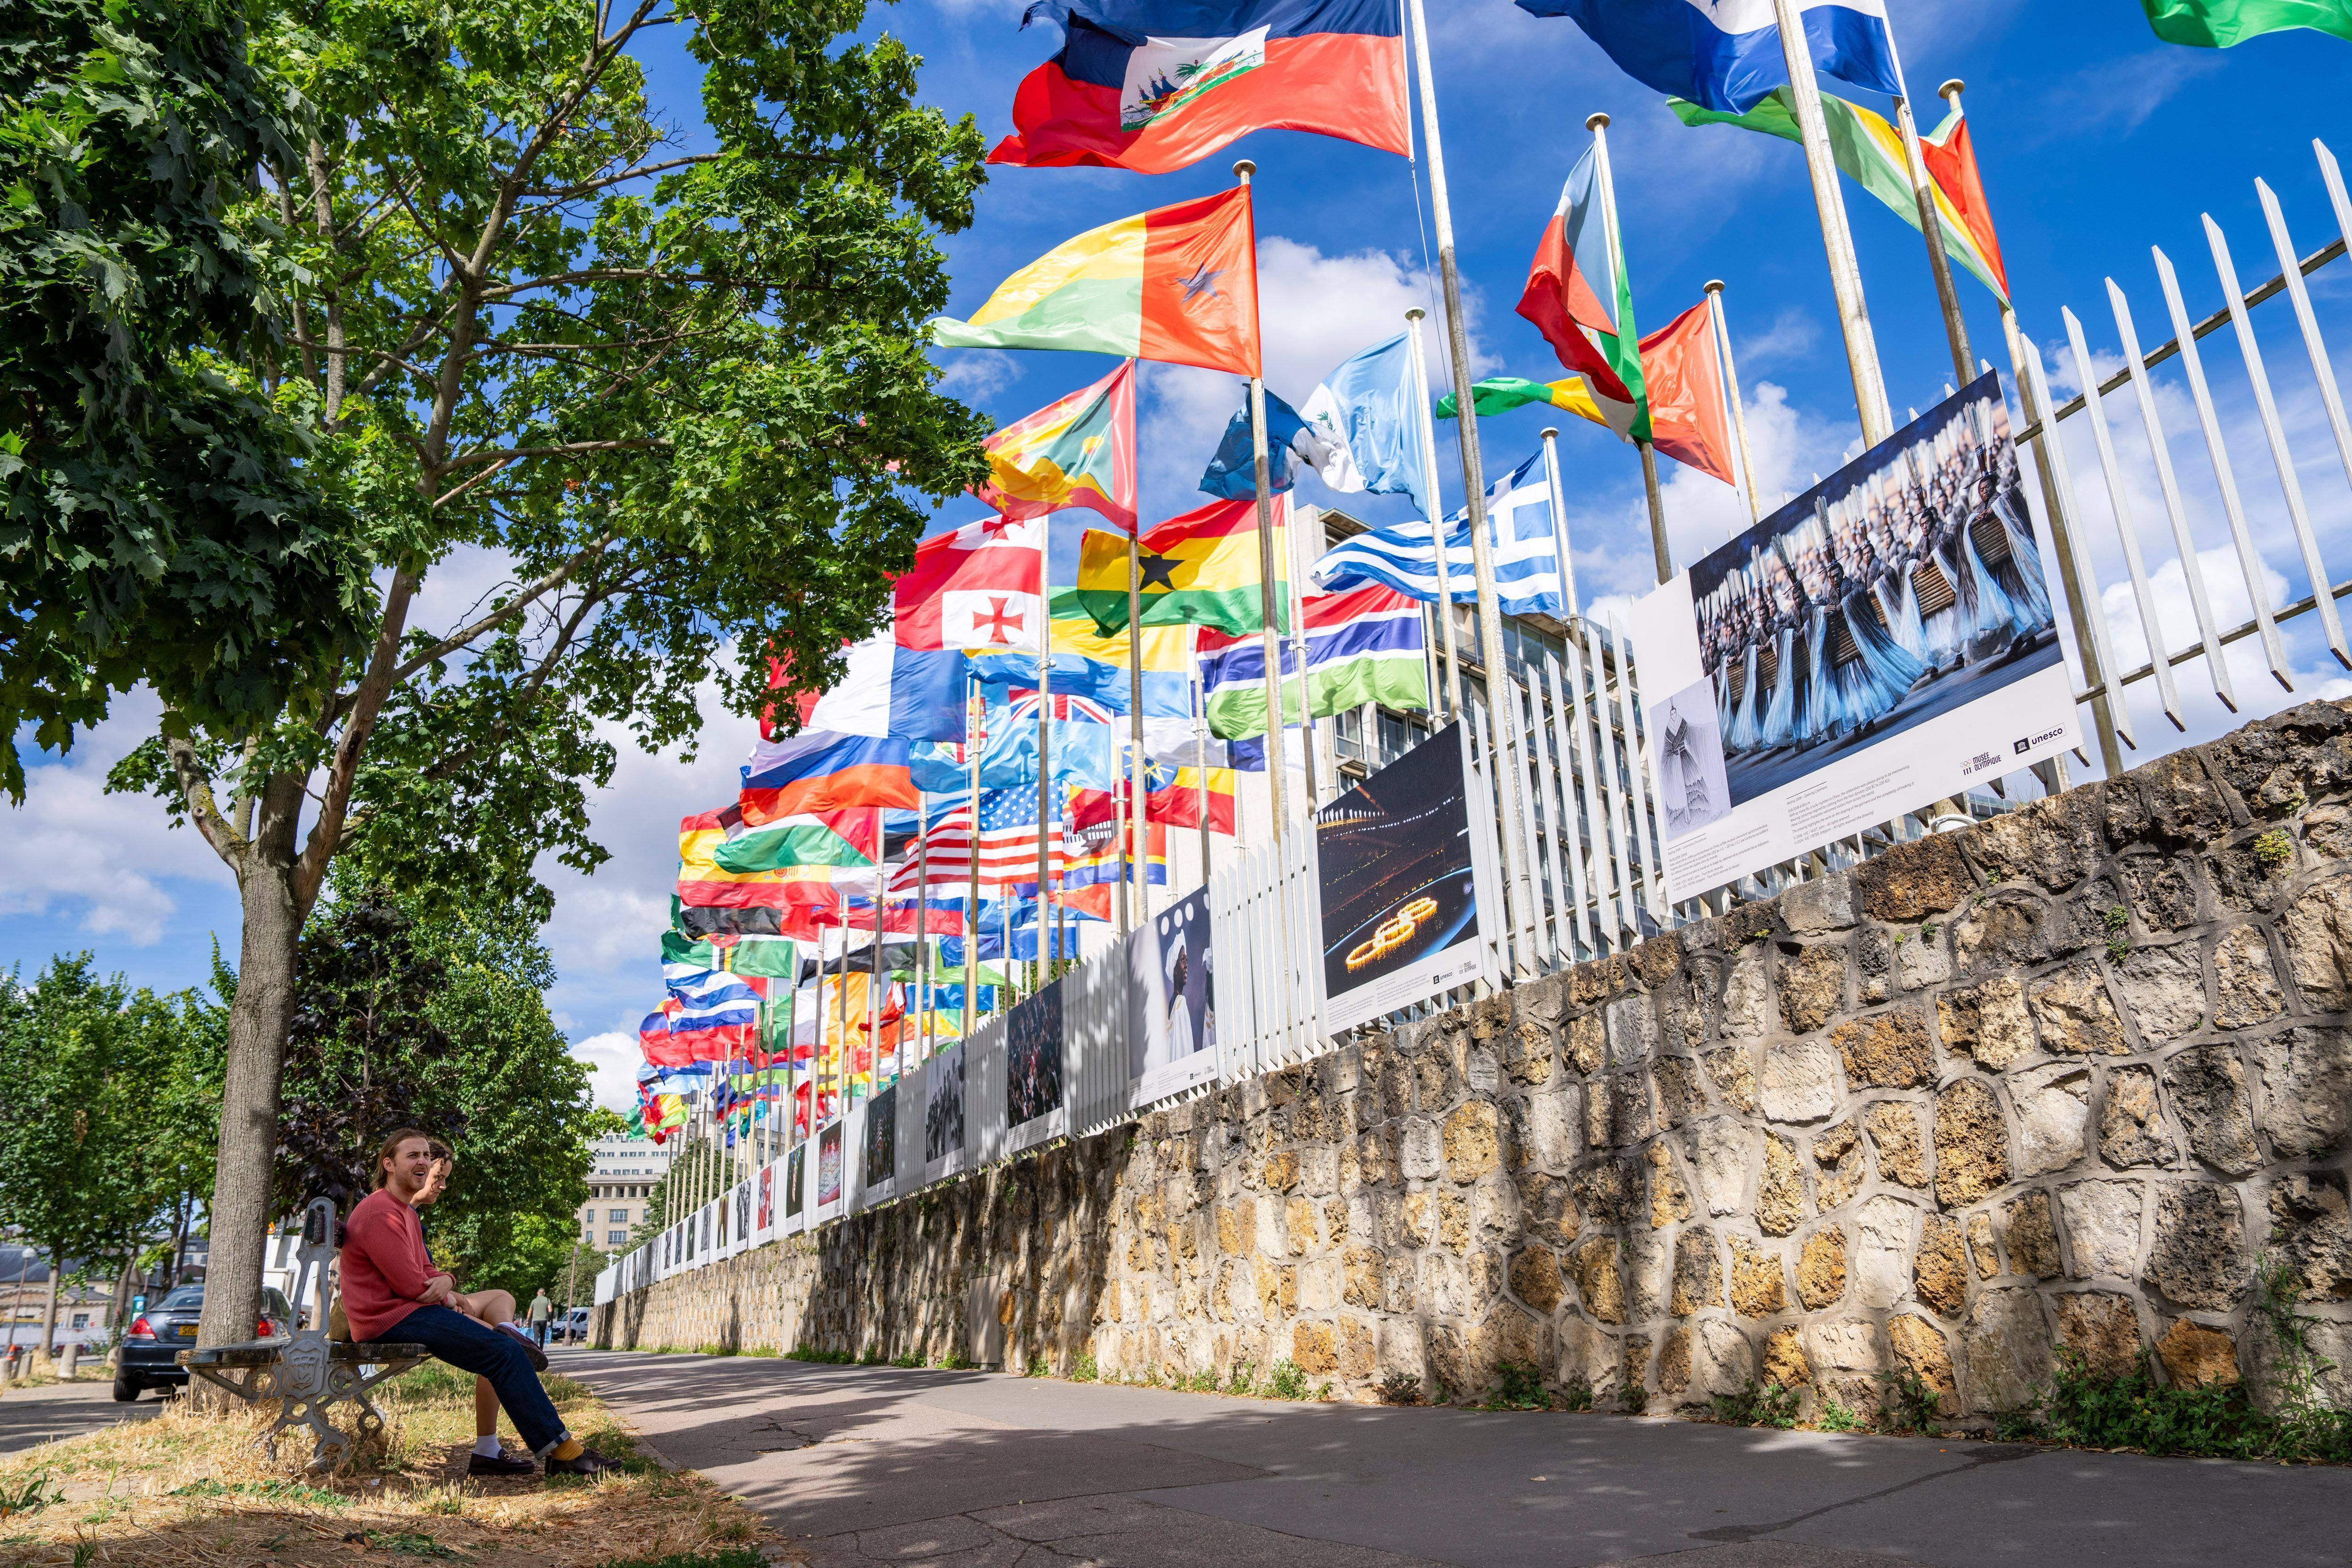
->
[893, 515, 1045, 654]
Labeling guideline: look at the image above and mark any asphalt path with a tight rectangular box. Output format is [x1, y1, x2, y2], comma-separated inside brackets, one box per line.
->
[563, 1349, 2352, 1568]
[0, 1374, 160, 1456]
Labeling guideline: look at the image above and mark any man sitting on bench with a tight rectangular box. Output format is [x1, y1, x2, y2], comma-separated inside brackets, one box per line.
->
[343, 1129, 609, 1478]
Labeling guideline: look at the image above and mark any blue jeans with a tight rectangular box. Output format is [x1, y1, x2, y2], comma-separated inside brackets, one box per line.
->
[362, 1306, 571, 1457]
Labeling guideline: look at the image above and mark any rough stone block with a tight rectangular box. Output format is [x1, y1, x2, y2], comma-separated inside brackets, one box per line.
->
[1852, 1194, 1919, 1310]
[2002, 1190, 2063, 1279]
[1963, 1287, 2052, 1413]
[1722, 950, 1770, 1042]
[2104, 749, 2234, 850]
[1443, 1103, 1499, 1184]
[1856, 831, 1975, 921]
[1929, 973, 2042, 1072]
[1914, 1215, 1970, 1319]
[1655, 1325, 1692, 1395]
[1763, 1326, 1811, 1387]
[1966, 1212, 1998, 1279]
[1812, 1119, 1865, 1211]
[1807, 1317, 1884, 1412]
[1898, 931, 1955, 992]
[2147, 1184, 2248, 1310]
[2056, 1290, 2145, 1378]
[1729, 1237, 1787, 1318]
[1863, 1101, 1930, 1188]
[2111, 943, 2205, 1045]
[2268, 1172, 2352, 1302]
[1647, 1143, 1693, 1229]
[2162, 1044, 2260, 1175]
[2155, 1318, 2239, 1386]
[1509, 1244, 1564, 1314]
[1606, 994, 1659, 1065]
[1399, 1119, 1442, 1182]
[2028, 964, 2129, 1056]
[1954, 893, 2059, 975]
[2058, 1179, 2145, 1279]
[1834, 1007, 1934, 1089]
[2213, 926, 2285, 1029]
[2283, 874, 2352, 1010]
[1968, 787, 2105, 891]
[1558, 1316, 1618, 1397]
[1627, 1232, 1673, 1321]
[2098, 1065, 2174, 1169]
[1778, 943, 1849, 1035]
[1887, 1313, 1958, 1413]
[1696, 1319, 1756, 1397]
[1782, 876, 1855, 935]
[1759, 1135, 1806, 1237]
[1933, 1078, 2010, 1207]
[2010, 1065, 2091, 1178]
[1567, 1013, 1608, 1075]
[2121, 856, 2201, 931]
[1670, 1227, 1723, 1316]
[1759, 1039, 1841, 1125]
[2252, 1026, 2352, 1157]
[1654, 1056, 1707, 1129]
[1572, 1238, 1626, 1324]
[1796, 1226, 1848, 1309]
[1684, 1117, 1758, 1218]
[1701, 1044, 1759, 1114]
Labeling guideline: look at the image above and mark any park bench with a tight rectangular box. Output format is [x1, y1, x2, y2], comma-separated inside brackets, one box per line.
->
[179, 1197, 427, 1472]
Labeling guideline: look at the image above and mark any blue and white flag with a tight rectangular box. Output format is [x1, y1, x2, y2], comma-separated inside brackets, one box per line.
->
[1308, 453, 1566, 618]
[1298, 333, 1435, 518]
[1513, 0, 1899, 115]
[1200, 388, 1317, 499]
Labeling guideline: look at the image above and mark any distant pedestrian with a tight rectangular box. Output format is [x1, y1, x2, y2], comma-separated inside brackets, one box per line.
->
[527, 1289, 552, 1348]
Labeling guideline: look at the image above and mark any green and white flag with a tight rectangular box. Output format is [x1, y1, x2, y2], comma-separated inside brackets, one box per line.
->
[2142, 0, 2351, 45]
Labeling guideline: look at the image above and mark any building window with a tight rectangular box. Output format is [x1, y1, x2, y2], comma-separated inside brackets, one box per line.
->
[608, 1208, 628, 1222]
[70, 1313, 88, 1329]
[607, 1231, 628, 1246]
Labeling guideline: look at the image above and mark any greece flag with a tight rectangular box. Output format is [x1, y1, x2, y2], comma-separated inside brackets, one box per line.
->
[1309, 454, 1568, 619]
[1513, 0, 1899, 115]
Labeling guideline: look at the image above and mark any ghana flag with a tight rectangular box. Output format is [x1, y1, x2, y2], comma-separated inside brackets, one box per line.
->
[974, 358, 1138, 532]
[932, 187, 1260, 377]
[1066, 493, 1288, 636]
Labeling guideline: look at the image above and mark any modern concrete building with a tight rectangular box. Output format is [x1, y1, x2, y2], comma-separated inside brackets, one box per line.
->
[577, 1132, 674, 1250]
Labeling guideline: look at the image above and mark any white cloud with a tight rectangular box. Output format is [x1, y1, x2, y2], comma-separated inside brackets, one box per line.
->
[570, 1027, 646, 1113]
[0, 690, 234, 944]
[2038, 49, 2227, 141]
[1734, 307, 1823, 373]
[935, 349, 1025, 402]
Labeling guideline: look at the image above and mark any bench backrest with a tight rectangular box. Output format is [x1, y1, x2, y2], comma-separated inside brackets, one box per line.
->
[287, 1197, 338, 1337]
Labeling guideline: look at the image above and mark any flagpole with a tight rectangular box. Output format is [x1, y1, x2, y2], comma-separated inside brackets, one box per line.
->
[962, 675, 981, 1040]
[1404, 0, 1535, 974]
[1703, 281, 1763, 527]
[1126, 532, 1147, 931]
[1192, 628, 1214, 886]
[1403, 309, 1462, 724]
[1287, 512, 1319, 809]
[1586, 112, 1672, 583]
[1034, 520, 1055, 996]
[1235, 161, 1290, 852]
[1881, 23, 1973, 385]
[914, 794, 929, 1071]
[1768, 0, 1893, 446]
[869, 807, 885, 1096]
[1538, 429, 1581, 619]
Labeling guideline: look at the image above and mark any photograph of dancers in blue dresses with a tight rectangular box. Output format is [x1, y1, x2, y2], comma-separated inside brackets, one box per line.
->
[1691, 372, 2060, 808]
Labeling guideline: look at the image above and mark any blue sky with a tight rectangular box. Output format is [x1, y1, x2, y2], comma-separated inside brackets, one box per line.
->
[8, 0, 2352, 1109]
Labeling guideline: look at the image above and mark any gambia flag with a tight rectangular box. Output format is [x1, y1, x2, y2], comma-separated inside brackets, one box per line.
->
[2142, 0, 2352, 44]
[1518, 143, 1649, 442]
[932, 187, 1260, 378]
[1197, 584, 1429, 739]
[973, 358, 1138, 533]
[991, 0, 1408, 175]
[1066, 494, 1288, 636]
[1670, 88, 2009, 302]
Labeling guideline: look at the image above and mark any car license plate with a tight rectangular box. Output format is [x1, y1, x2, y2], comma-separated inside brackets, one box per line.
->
[175, 1324, 197, 1338]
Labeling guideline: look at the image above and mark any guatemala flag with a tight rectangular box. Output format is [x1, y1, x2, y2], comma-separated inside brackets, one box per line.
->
[1308, 454, 1567, 618]
[1513, 0, 1899, 115]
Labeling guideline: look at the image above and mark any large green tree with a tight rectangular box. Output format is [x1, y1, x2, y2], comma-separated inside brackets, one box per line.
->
[1, 0, 376, 793]
[76, 0, 990, 1350]
[0, 958, 210, 1354]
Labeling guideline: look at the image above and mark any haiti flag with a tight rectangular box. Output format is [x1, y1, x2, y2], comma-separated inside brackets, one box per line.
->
[990, 0, 1409, 175]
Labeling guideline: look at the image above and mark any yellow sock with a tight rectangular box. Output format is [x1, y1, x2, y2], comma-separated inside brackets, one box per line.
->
[552, 1439, 584, 1462]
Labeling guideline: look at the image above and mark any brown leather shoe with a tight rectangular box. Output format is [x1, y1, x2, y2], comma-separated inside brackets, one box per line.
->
[467, 1450, 536, 1477]
[542, 1447, 612, 1480]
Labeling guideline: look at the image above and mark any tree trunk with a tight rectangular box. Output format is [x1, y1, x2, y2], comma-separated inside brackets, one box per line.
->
[37, 1251, 62, 1363]
[194, 865, 303, 1374]
[109, 1258, 138, 1335]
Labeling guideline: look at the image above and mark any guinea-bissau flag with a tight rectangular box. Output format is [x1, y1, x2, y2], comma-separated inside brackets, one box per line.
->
[973, 358, 1138, 533]
[932, 186, 1261, 378]
[990, 0, 1409, 175]
[1067, 493, 1288, 637]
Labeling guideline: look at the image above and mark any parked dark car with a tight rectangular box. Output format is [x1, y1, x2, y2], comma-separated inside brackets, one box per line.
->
[114, 1285, 296, 1401]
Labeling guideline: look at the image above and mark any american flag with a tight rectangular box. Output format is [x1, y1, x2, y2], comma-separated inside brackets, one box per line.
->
[890, 788, 1064, 895]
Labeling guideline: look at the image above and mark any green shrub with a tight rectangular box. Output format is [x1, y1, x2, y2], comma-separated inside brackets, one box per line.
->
[1559, 1377, 1594, 1412]
[1711, 1379, 1801, 1429]
[858, 1347, 886, 1366]
[1224, 1358, 1256, 1395]
[1877, 1368, 1943, 1434]
[786, 1345, 853, 1364]
[1816, 1397, 1859, 1433]
[1026, 1355, 1050, 1377]
[1267, 1359, 1309, 1400]
[1378, 1372, 1422, 1406]
[890, 1352, 922, 1368]
[1483, 1360, 1548, 1411]
[1070, 1353, 1098, 1383]
[939, 1350, 976, 1370]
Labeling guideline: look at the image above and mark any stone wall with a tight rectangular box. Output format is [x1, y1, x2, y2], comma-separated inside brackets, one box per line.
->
[597, 702, 2352, 1423]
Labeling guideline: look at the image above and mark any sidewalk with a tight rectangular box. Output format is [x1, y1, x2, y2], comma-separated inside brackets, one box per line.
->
[0, 1376, 160, 1456]
[564, 1351, 2352, 1568]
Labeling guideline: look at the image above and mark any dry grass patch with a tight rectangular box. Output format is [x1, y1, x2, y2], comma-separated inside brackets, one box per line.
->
[0, 1361, 779, 1566]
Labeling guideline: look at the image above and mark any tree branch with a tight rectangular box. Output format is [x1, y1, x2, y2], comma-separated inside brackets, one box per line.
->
[295, 570, 420, 907]
[162, 733, 249, 868]
[522, 153, 715, 200]
[436, 438, 668, 478]
[389, 536, 616, 685]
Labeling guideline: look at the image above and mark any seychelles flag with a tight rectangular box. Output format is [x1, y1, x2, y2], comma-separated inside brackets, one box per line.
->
[991, 0, 1409, 174]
